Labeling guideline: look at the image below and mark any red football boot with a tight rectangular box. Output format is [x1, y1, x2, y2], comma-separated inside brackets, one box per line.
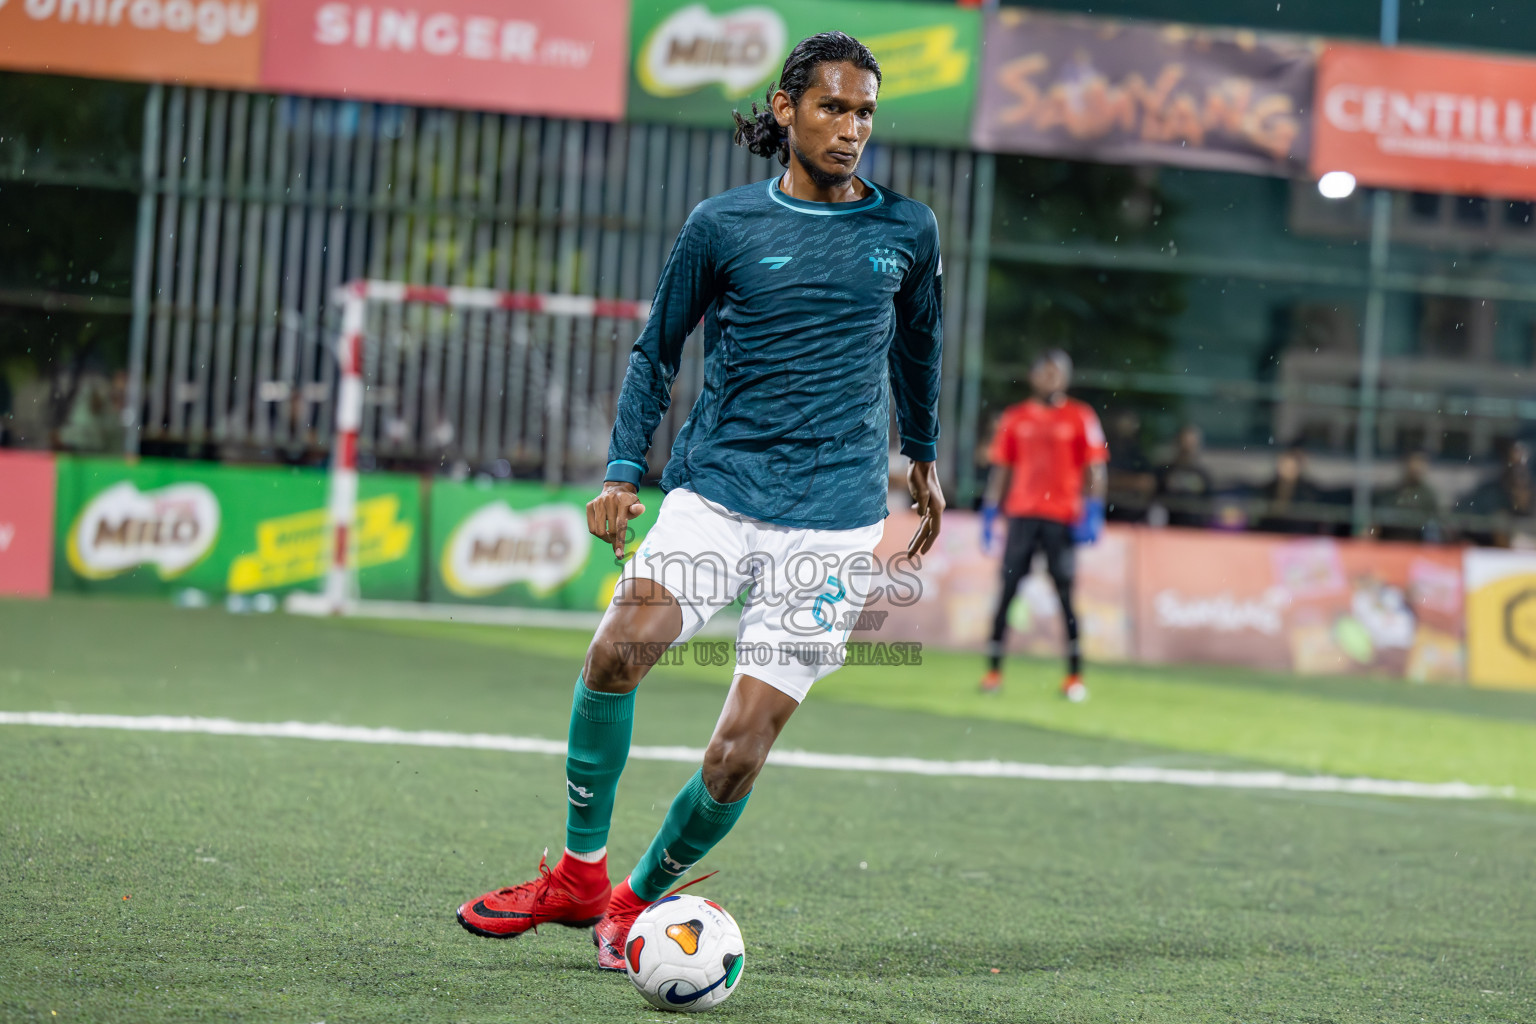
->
[978, 669, 1002, 694]
[592, 872, 719, 971]
[457, 851, 611, 939]
[592, 876, 650, 971]
[1061, 674, 1087, 703]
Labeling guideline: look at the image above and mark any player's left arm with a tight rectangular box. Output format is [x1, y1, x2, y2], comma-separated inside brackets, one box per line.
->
[891, 208, 945, 557]
[1074, 406, 1111, 545]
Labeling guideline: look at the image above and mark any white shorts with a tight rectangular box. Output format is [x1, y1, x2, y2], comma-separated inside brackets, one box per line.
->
[616, 487, 886, 703]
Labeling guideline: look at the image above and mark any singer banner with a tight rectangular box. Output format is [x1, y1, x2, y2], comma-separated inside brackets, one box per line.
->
[971, 9, 1317, 177]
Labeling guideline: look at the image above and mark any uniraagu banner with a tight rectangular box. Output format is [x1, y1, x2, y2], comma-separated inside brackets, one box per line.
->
[0, 0, 265, 87]
[53, 457, 420, 599]
[627, 0, 981, 147]
[1464, 549, 1536, 690]
[972, 9, 1316, 177]
[260, 0, 631, 120]
[429, 479, 659, 609]
[1312, 44, 1536, 201]
[1134, 532, 1464, 681]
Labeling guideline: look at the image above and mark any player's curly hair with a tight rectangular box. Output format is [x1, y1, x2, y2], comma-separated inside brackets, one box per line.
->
[732, 32, 882, 167]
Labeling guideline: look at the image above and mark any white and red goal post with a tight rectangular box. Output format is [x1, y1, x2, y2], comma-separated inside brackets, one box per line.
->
[286, 279, 651, 617]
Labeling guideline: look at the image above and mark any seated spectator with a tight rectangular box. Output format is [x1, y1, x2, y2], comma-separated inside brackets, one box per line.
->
[1155, 424, 1215, 528]
[1254, 444, 1325, 535]
[1374, 450, 1442, 542]
[1106, 410, 1156, 520]
[1459, 440, 1534, 547]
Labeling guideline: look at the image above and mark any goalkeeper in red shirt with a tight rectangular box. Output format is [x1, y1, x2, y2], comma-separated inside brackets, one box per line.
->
[979, 350, 1108, 701]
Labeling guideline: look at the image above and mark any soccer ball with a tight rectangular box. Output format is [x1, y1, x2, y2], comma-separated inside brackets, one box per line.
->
[623, 893, 745, 1012]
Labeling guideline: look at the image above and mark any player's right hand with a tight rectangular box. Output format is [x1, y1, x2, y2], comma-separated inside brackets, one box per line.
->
[588, 481, 646, 560]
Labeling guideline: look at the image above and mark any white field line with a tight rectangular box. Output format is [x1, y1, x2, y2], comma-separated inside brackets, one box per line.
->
[0, 711, 1516, 802]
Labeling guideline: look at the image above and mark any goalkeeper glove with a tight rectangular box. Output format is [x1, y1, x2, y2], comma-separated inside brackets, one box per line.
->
[1073, 497, 1105, 546]
[981, 502, 1000, 553]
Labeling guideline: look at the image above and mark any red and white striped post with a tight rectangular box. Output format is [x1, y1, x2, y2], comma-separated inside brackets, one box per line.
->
[302, 280, 651, 615]
[318, 280, 369, 612]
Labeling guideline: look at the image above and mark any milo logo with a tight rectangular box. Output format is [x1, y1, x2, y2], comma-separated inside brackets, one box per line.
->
[441, 501, 589, 597]
[67, 481, 220, 580]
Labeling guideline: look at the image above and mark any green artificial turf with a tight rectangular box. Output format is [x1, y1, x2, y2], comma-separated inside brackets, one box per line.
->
[2, 596, 1534, 1023]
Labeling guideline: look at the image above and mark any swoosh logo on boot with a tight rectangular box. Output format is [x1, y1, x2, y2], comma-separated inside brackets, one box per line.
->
[471, 900, 532, 919]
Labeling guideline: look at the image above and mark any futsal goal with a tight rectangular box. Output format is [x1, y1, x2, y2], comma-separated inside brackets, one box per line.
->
[286, 279, 652, 617]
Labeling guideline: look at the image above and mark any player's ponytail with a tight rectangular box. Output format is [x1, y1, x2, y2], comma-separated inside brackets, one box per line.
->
[732, 31, 881, 167]
[731, 101, 787, 165]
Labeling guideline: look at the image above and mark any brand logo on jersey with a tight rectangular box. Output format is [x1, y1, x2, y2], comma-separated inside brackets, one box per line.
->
[759, 256, 792, 270]
[867, 248, 904, 275]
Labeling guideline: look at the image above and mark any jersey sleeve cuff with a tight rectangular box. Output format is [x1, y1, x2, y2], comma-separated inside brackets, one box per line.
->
[604, 459, 645, 487]
[900, 438, 938, 462]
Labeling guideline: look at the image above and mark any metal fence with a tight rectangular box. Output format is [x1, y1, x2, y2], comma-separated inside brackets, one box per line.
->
[126, 85, 990, 486]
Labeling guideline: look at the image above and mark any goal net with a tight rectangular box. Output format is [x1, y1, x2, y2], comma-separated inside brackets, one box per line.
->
[286, 279, 652, 617]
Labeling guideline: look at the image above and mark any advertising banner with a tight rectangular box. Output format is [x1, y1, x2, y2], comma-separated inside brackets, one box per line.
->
[429, 479, 659, 609]
[850, 509, 1133, 663]
[971, 9, 1316, 177]
[0, 0, 265, 88]
[627, 0, 981, 147]
[260, 0, 631, 120]
[53, 457, 421, 599]
[1312, 43, 1536, 201]
[1464, 549, 1536, 690]
[1135, 532, 1464, 681]
[0, 450, 57, 598]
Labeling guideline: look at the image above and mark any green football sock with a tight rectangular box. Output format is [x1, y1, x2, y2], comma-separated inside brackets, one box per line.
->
[564, 676, 635, 855]
[630, 768, 750, 900]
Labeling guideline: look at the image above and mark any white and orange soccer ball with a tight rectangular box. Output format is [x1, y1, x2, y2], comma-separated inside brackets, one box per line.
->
[623, 893, 745, 1012]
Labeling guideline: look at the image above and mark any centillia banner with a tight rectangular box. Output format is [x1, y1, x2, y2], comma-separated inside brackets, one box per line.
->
[971, 9, 1317, 177]
[627, 0, 981, 147]
[1312, 43, 1536, 201]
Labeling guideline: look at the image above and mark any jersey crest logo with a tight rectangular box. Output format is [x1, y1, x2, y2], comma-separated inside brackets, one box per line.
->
[867, 248, 904, 275]
[759, 256, 792, 270]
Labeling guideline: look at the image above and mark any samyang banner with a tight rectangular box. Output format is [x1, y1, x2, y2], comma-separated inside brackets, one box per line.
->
[627, 0, 981, 147]
[971, 9, 1317, 177]
[1312, 43, 1536, 201]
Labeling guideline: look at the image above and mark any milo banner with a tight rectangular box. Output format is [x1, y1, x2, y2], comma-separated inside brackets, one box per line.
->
[627, 0, 981, 147]
[1464, 549, 1536, 690]
[53, 457, 421, 599]
[972, 9, 1316, 176]
[429, 479, 660, 609]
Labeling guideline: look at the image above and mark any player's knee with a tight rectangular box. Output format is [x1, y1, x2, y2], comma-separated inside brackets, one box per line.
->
[583, 639, 646, 693]
[701, 735, 767, 803]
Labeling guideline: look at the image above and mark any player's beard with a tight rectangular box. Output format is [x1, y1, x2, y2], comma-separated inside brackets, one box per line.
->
[791, 141, 856, 189]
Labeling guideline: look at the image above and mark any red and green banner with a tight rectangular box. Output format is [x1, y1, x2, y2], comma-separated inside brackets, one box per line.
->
[428, 478, 659, 609]
[52, 456, 422, 600]
[626, 0, 982, 146]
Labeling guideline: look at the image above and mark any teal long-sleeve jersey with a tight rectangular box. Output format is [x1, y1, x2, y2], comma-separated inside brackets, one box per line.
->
[603, 175, 943, 531]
